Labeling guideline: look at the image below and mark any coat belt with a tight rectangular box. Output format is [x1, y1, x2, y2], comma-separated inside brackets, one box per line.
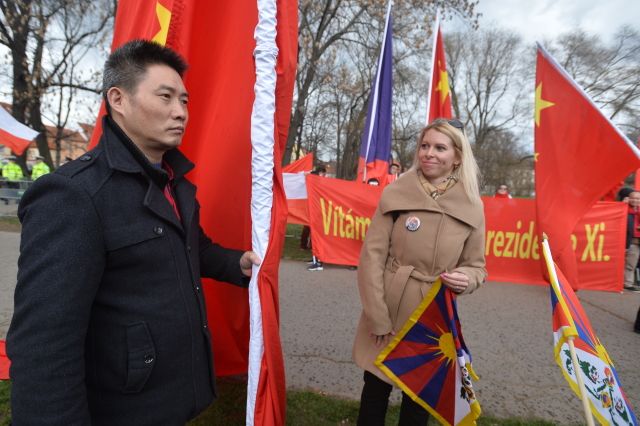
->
[385, 257, 438, 327]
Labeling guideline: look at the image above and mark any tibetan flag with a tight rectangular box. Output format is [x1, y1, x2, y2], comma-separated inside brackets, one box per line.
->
[542, 239, 637, 426]
[357, 0, 393, 185]
[0, 340, 9, 380]
[534, 44, 640, 289]
[426, 16, 453, 123]
[283, 152, 313, 173]
[376, 279, 481, 426]
[0, 106, 38, 155]
[94, 1, 298, 424]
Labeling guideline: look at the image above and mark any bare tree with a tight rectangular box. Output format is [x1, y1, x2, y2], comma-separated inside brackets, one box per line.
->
[0, 0, 114, 170]
[284, 0, 480, 167]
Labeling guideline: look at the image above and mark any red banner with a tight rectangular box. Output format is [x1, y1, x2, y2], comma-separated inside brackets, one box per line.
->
[484, 198, 626, 291]
[302, 178, 627, 291]
[306, 174, 382, 266]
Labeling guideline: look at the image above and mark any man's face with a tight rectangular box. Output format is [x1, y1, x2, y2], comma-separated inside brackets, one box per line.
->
[113, 64, 189, 156]
[497, 185, 508, 194]
[629, 192, 640, 208]
[390, 164, 399, 174]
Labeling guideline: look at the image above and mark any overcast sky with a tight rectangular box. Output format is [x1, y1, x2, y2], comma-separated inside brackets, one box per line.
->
[454, 0, 640, 44]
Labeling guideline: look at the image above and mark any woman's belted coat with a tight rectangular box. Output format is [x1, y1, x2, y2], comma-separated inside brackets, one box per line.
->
[353, 170, 487, 383]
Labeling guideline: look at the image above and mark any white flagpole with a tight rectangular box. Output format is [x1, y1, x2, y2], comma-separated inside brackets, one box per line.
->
[541, 236, 594, 426]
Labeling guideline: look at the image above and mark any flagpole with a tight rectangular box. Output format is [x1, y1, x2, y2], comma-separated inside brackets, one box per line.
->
[541, 236, 595, 426]
[425, 12, 440, 125]
[362, 0, 393, 182]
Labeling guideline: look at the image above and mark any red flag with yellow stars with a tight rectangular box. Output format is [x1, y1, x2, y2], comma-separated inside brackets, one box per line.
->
[534, 44, 640, 290]
[426, 17, 452, 123]
[89, 1, 298, 424]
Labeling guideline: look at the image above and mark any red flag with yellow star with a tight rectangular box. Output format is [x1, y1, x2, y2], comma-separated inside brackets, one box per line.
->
[89, 1, 297, 424]
[426, 18, 452, 123]
[534, 44, 640, 289]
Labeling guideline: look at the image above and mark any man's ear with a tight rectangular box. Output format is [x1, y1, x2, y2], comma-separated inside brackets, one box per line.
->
[106, 87, 127, 115]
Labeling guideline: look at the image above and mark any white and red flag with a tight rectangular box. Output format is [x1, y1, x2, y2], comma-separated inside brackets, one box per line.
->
[0, 106, 38, 155]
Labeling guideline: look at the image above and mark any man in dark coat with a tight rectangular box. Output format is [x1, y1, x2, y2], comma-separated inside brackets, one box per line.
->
[7, 40, 260, 425]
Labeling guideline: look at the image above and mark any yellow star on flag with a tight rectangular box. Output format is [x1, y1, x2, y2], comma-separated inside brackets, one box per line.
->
[535, 82, 555, 127]
[152, 2, 171, 46]
[436, 60, 450, 106]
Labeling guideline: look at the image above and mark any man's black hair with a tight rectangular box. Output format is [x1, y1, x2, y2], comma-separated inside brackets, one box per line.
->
[102, 39, 188, 113]
[311, 166, 327, 175]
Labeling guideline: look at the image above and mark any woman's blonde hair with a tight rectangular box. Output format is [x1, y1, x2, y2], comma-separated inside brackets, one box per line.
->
[410, 118, 482, 205]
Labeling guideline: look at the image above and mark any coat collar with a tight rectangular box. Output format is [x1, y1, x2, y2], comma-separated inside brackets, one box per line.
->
[379, 170, 483, 228]
[101, 116, 194, 184]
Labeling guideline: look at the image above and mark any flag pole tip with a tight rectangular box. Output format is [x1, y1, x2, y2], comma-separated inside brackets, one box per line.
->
[542, 232, 548, 241]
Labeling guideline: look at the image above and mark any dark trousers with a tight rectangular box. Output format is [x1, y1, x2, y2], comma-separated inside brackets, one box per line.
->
[300, 225, 311, 249]
[635, 306, 640, 332]
[357, 371, 430, 426]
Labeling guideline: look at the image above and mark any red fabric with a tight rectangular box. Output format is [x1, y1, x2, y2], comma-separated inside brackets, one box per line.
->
[356, 157, 390, 188]
[0, 340, 9, 380]
[282, 153, 313, 173]
[494, 192, 510, 199]
[286, 198, 309, 225]
[251, 0, 297, 423]
[534, 47, 640, 289]
[306, 174, 382, 266]
[427, 23, 452, 123]
[0, 128, 31, 155]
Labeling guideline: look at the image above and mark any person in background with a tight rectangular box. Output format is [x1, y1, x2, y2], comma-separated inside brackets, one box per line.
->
[30, 155, 50, 180]
[7, 39, 260, 425]
[353, 118, 486, 425]
[624, 190, 640, 292]
[386, 162, 401, 185]
[494, 184, 512, 199]
[303, 166, 326, 271]
[2, 155, 24, 205]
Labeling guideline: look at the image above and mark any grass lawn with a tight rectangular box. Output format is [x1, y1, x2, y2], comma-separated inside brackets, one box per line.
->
[0, 378, 560, 425]
[0, 217, 20, 233]
[282, 223, 312, 261]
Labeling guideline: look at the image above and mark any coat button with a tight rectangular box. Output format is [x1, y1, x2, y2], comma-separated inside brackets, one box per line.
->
[187, 245, 192, 252]
[203, 324, 208, 330]
[144, 354, 154, 364]
[195, 285, 200, 292]
[80, 154, 92, 161]
[154, 226, 164, 235]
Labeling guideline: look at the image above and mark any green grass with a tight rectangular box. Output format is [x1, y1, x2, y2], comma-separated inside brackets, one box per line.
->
[282, 223, 313, 261]
[0, 217, 20, 233]
[0, 381, 10, 426]
[0, 377, 560, 425]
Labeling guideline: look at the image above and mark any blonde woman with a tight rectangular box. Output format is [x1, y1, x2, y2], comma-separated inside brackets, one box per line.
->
[353, 118, 487, 425]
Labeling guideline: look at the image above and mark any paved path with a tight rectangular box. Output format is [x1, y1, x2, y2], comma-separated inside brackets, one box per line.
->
[1, 232, 638, 424]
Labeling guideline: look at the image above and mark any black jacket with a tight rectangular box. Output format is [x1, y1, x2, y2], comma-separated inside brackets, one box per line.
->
[7, 117, 248, 425]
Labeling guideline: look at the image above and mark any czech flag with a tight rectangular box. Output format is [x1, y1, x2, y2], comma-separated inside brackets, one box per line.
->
[542, 238, 637, 426]
[376, 279, 481, 425]
[0, 106, 38, 155]
[357, 0, 393, 186]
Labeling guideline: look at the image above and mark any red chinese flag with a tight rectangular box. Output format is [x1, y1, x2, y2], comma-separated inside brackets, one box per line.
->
[426, 18, 452, 123]
[282, 152, 313, 173]
[90, 1, 297, 423]
[534, 44, 640, 289]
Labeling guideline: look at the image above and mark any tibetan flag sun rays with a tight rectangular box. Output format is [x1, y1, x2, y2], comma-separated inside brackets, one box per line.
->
[357, 0, 393, 185]
[426, 16, 453, 123]
[542, 238, 637, 426]
[376, 279, 481, 426]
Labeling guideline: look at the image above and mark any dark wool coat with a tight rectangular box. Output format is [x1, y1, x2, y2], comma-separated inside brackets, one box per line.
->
[7, 118, 247, 425]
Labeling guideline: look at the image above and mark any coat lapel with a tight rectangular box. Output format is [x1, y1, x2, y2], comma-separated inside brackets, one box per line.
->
[143, 183, 184, 233]
[379, 170, 483, 228]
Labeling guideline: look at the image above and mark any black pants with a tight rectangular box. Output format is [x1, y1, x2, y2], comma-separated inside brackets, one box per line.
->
[635, 306, 640, 332]
[357, 371, 430, 426]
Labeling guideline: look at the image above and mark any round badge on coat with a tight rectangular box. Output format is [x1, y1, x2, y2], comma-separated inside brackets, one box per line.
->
[405, 216, 421, 232]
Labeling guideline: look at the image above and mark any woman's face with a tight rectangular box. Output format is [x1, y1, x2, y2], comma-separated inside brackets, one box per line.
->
[418, 129, 459, 183]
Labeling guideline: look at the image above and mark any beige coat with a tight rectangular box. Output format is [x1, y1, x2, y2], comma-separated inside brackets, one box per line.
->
[352, 170, 487, 383]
